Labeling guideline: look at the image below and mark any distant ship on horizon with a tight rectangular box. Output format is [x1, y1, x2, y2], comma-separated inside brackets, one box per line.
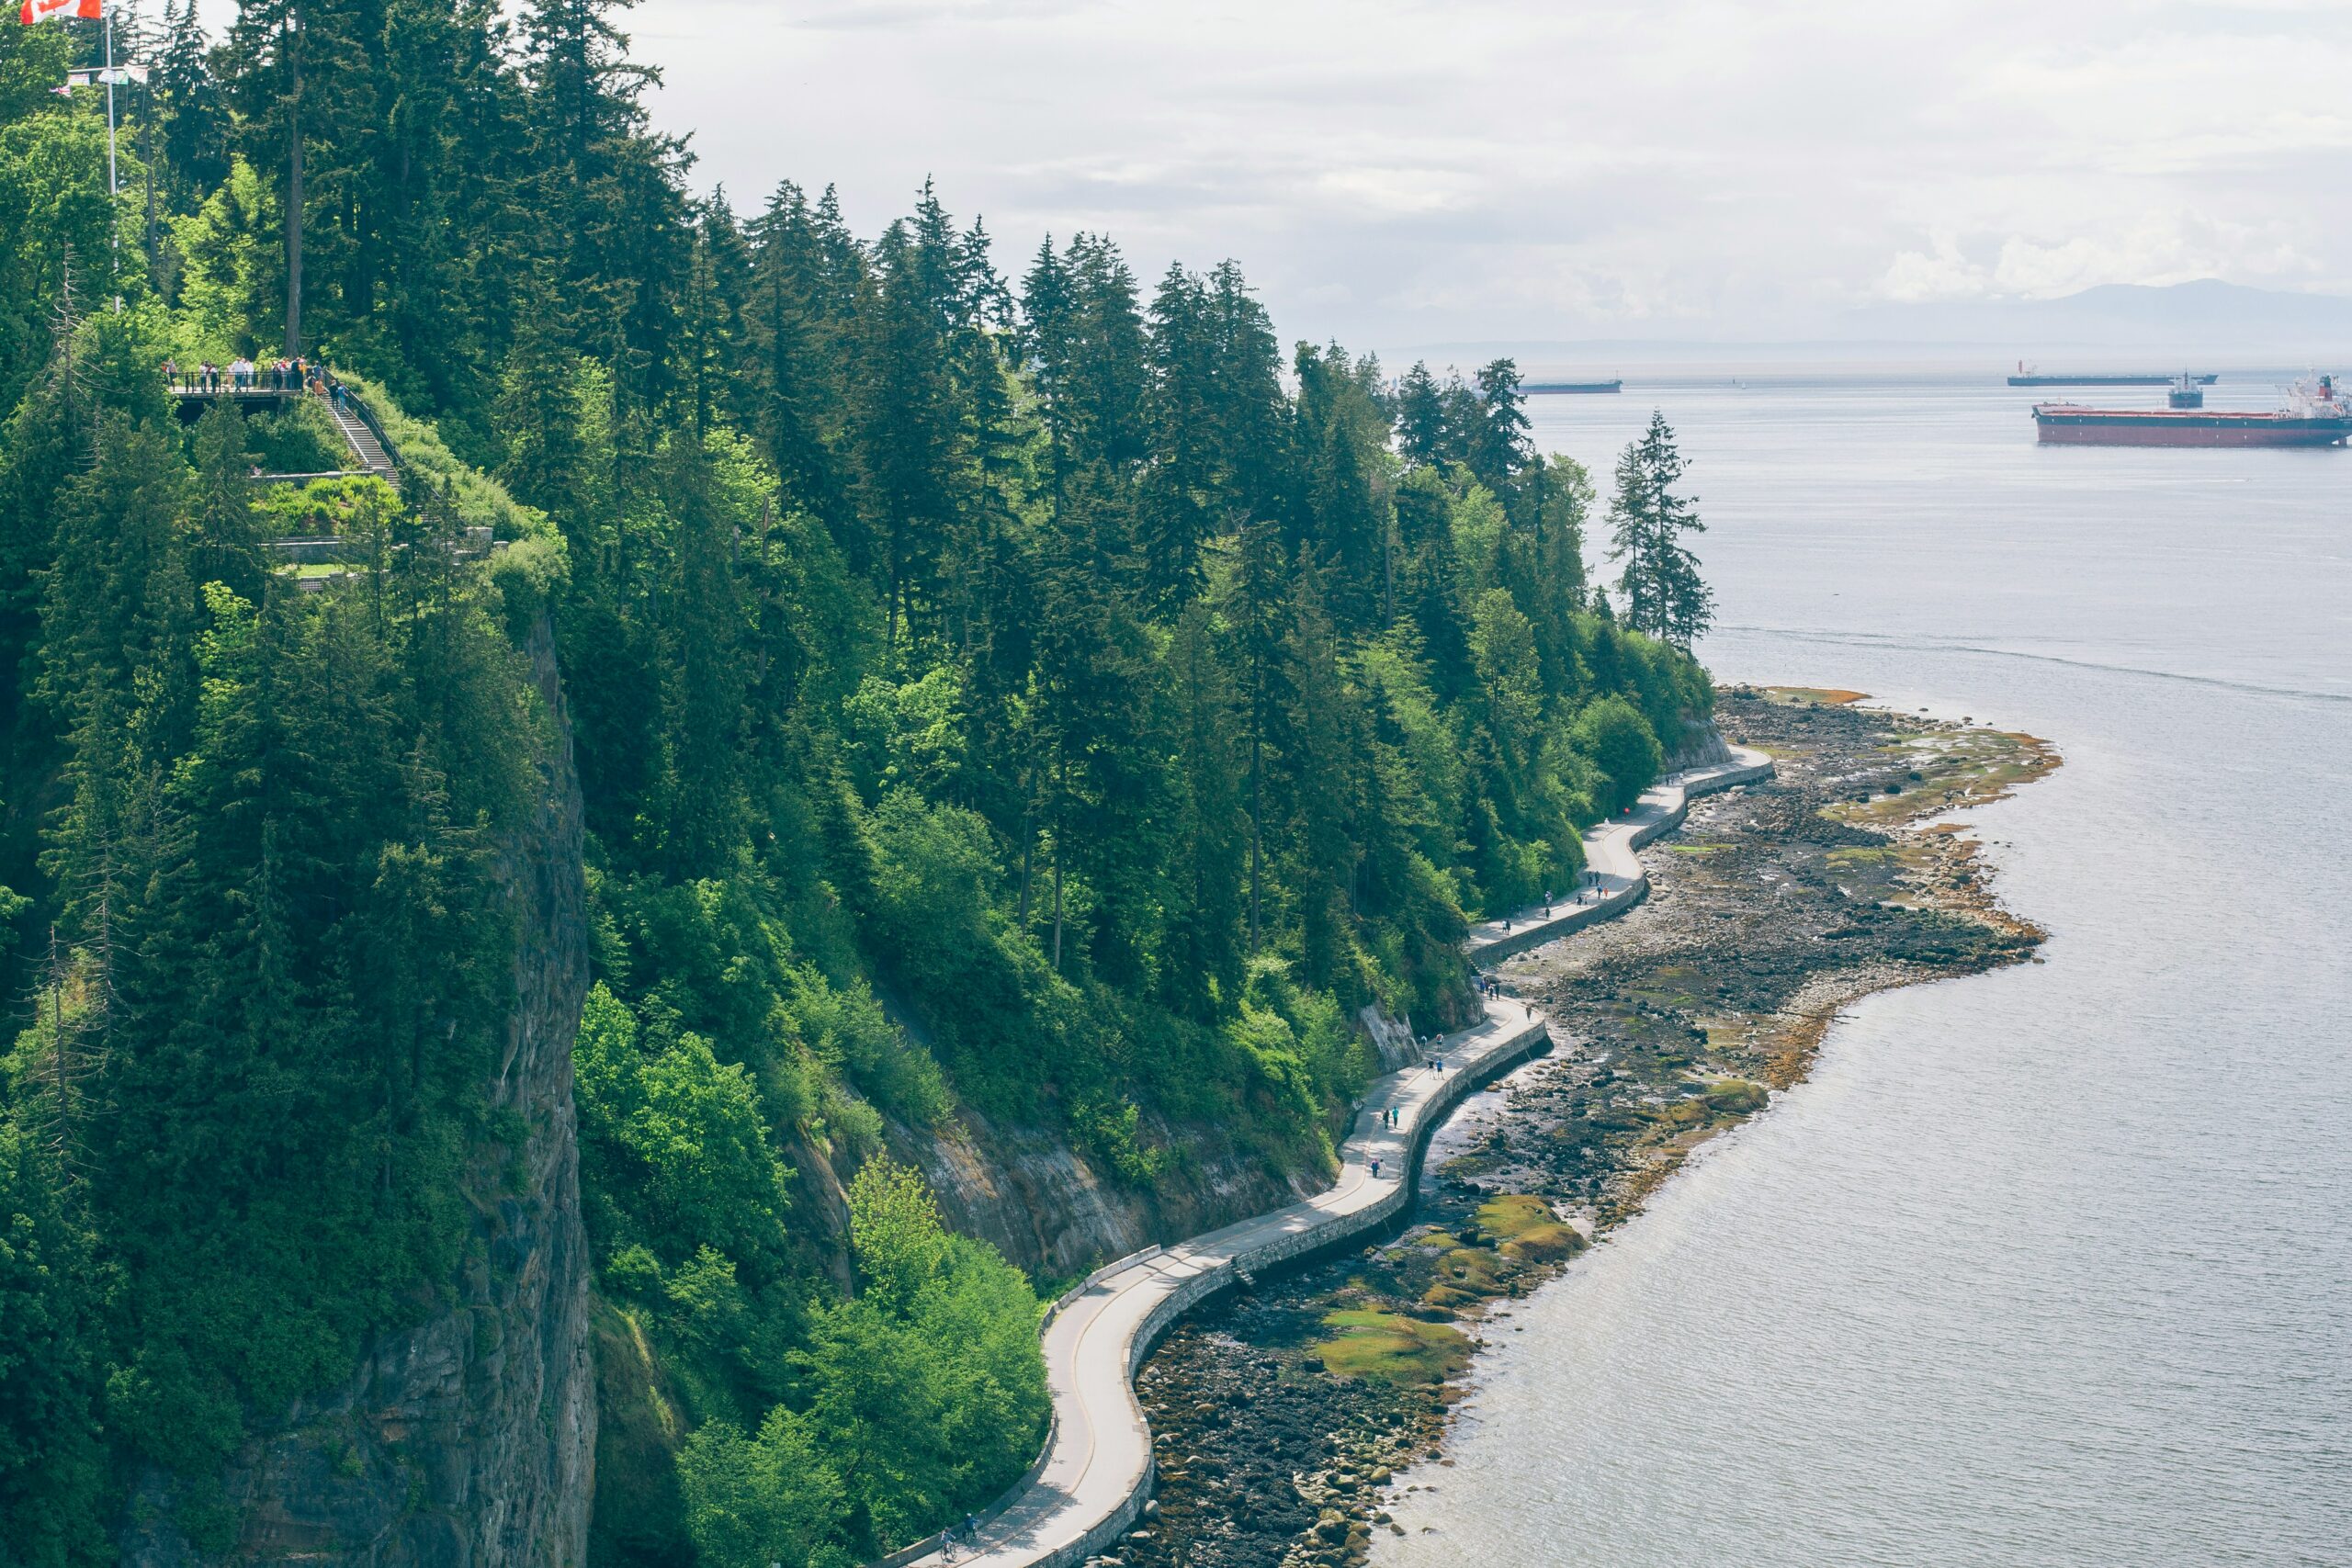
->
[2033, 375, 2349, 447]
[2008, 361, 2219, 388]
[1521, 378, 1623, 394]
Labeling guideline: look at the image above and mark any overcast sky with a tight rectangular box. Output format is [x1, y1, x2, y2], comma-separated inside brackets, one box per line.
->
[203, 0, 2352, 354]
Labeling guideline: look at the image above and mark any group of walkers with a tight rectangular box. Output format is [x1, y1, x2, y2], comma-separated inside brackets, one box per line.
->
[1497, 887, 1570, 935]
[163, 355, 338, 399]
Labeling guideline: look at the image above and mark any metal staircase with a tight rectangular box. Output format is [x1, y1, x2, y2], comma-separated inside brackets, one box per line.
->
[322, 394, 398, 486]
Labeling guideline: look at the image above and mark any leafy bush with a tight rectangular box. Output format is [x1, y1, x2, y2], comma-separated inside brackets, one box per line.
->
[243, 395, 349, 474]
[254, 473, 399, 539]
[677, 1160, 1046, 1566]
[1571, 694, 1666, 815]
[573, 984, 794, 1274]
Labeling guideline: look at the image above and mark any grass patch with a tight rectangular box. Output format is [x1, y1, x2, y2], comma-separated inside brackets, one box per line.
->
[1313, 1309, 1472, 1386]
[1477, 1193, 1587, 1263]
[1762, 685, 1868, 706]
[1701, 1078, 1770, 1115]
[1825, 728, 2054, 827]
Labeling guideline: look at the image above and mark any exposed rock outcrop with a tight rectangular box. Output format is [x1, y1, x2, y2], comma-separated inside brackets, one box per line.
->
[910, 1109, 1326, 1282]
[119, 618, 595, 1567]
[1668, 716, 1734, 770]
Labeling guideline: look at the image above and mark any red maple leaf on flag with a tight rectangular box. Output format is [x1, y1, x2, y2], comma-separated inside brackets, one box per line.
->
[20, 0, 106, 24]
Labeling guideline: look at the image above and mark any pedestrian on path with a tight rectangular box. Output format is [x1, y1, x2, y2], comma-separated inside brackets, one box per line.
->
[1371, 1156, 1382, 1179]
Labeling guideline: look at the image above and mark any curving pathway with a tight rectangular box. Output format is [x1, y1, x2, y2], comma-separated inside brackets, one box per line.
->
[886, 745, 1775, 1568]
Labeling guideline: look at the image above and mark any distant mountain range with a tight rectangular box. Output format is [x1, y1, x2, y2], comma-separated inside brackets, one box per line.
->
[1407, 280, 2352, 372]
[1838, 279, 2352, 354]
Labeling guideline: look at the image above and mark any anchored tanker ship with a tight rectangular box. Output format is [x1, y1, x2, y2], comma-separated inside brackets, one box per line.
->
[2033, 375, 2351, 447]
[2008, 370, 2219, 388]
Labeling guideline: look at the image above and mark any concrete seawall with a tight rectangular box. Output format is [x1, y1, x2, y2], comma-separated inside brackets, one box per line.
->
[887, 745, 1775, 1568]
[1464, 750, 1777, 964]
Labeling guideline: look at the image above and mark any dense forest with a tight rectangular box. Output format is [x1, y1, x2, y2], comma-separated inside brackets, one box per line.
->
[0, 4, 1713, 1564]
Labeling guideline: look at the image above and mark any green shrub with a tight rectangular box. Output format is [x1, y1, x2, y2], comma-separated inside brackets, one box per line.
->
[244, 395, 348, 474]
[677, 1161, 1046, 1565]
[1571, 693, 1666, 815]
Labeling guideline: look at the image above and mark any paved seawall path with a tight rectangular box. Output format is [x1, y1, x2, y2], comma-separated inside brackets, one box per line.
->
[888, 745, 1776, 1568]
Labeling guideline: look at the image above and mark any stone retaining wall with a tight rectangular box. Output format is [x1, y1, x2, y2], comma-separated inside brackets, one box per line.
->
[1041, 1011, 1553, 1568]
[1467, 756, 1776, 965]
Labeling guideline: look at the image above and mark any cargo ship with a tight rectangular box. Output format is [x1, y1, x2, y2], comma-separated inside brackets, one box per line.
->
[1522, 379, 1623, 394]
[2008, 361, 2219, 388]
[2033, 375, 2350, 446]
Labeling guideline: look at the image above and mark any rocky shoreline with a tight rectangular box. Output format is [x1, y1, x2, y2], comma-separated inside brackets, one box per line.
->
[1115, 688, 2058, 1568]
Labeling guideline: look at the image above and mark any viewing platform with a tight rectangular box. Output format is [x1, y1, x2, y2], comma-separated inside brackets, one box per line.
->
[166, 380, 401, 488]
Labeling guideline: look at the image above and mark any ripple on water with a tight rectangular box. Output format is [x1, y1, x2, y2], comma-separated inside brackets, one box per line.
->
[1369, 373, 2352, 1567]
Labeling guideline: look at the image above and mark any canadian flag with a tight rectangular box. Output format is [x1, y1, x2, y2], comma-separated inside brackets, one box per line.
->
[20, 0, 105, 21]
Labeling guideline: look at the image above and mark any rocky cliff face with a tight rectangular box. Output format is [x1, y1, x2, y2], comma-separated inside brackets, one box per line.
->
[909, 1109, 1326, 1282]
[119, 619, 595, 1568]
[1668, 717, 1734, 770]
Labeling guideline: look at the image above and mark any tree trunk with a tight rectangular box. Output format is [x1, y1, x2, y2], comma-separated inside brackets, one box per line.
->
[1017, 812, 1033, 927]
[1248, 722, 1262, 952]
[285, 18, 304, 356]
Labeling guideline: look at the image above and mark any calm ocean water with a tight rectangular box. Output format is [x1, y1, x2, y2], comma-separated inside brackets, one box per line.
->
[1374, 370, 2352, 1565]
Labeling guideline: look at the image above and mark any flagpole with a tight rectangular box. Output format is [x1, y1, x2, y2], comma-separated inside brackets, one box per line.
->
[103, 0, 119, 309]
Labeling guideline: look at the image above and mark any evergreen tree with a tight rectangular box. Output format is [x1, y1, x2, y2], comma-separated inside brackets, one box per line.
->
[1137, 262, 1217, 610]
[1392, 360, 1448, 468]
[1466, 356, 1531, 499]
[220, 0, 372, 355]
[1062, 233, 1148, 470]
[1293, 341, 1392, 631]
[1276, 555, 1358, 989]
[492, 284, 586, 508]
[743, 179, 854, 526]
[151, 0, 229, 204]
[1160, 602, 1246, 1020]
[1607, 411, 1713, 645]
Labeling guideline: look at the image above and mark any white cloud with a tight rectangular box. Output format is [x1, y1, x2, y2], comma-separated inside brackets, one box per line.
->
[198, 0, 2352, 346]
